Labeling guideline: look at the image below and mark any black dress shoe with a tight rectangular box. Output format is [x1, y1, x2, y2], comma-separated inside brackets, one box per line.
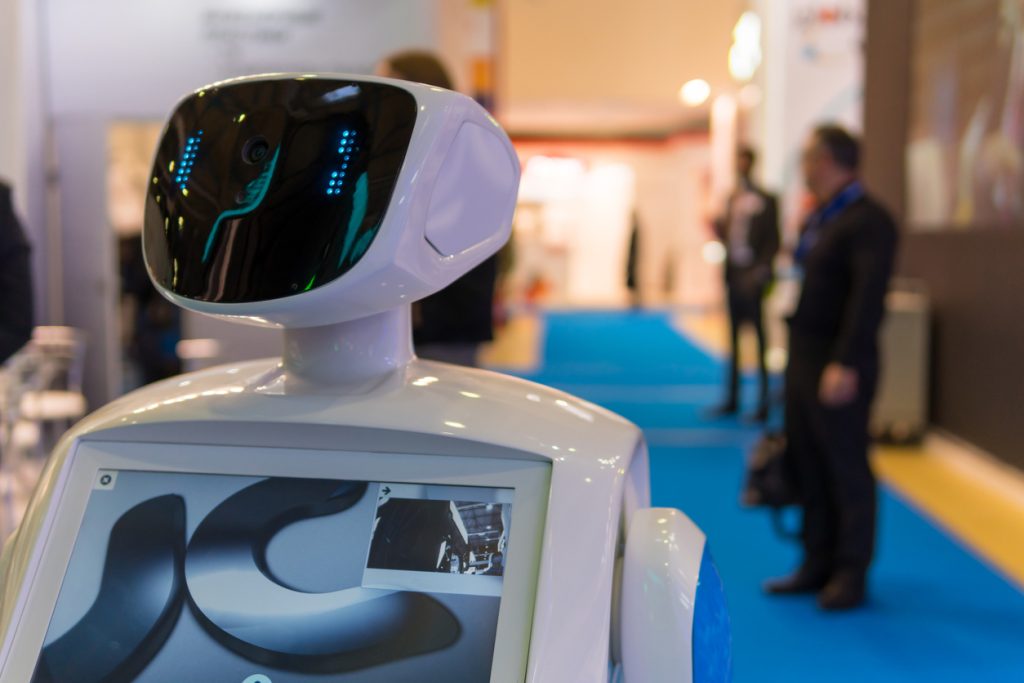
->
[744, 405, 770, 424]
[704, 402, 739, 419]
[817, 570, 867, 610]
[763, 567, 831, 595]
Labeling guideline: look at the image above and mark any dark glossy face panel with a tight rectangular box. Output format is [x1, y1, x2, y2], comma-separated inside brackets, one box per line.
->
[143, 77, 417, 303]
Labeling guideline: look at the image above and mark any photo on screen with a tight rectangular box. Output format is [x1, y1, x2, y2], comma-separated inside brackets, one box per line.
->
[368, 482, 512, 577]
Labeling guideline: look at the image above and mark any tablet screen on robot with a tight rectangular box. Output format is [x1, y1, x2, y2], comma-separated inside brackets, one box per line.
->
[31, 470, 513, 682]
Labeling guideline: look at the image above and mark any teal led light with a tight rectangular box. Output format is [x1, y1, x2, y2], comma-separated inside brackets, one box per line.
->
[176, 129, 203, 191]
[326, 130, 358, 197]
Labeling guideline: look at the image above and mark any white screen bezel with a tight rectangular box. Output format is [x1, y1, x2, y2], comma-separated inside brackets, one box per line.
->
[1, 440, 550, 683]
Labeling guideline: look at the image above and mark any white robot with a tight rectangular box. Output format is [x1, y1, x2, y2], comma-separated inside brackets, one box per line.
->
[0, 74, 730, 682]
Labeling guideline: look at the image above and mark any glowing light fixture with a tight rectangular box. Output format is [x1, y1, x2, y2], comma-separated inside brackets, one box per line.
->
[327, 129, 357, 196]
[729, 11, 763, 82]
[679, 79, 711, 107]
[174, 130, 203, 191]
[702, 240, 727, 265]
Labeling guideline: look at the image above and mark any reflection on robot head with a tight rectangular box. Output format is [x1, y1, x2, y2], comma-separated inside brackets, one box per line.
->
[143, 73, 520, 329]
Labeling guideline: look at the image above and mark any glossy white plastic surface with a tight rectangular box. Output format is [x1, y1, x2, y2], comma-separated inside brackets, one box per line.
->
[151, 74, 520, 329]
[424, 121, 517, 256]
[621, 507, 706, 683]
[281, 306, 413, 387]
[0, 358, 644, 683]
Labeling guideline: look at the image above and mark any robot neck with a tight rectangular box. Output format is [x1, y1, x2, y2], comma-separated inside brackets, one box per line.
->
[281, 306, 414, 388]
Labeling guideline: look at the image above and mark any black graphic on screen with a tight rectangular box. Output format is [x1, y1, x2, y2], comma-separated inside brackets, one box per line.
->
[33, 495, 185, 683]
[32, 472, 511, 682]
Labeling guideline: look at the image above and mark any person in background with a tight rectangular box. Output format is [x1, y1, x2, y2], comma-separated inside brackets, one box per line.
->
[119, 236, 182, 385]
[708, 146, 780, 422]
[625, 211, 642, 309]
[376, 50, 499, 367]
[0, 181, 34, 365]
[764, 125, 898, 610]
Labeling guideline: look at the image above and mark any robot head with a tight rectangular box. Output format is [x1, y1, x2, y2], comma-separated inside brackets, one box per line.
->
[143, 73, 519, 328]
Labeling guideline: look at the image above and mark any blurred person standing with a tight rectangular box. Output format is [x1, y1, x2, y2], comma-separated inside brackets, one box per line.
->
[764, 125, 897, 610]
[625, 211, 642, 309]
[708, 146, 780, 422]
[376, 50, 499, 367]
[0, 181, 33, 364]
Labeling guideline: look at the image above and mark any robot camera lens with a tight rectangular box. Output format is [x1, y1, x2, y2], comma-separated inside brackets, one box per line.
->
[242, 136, 271, 165]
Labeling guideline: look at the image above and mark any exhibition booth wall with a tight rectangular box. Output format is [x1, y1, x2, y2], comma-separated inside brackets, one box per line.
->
[512, 135, 718, 308]
[865, 0, 1024, 468]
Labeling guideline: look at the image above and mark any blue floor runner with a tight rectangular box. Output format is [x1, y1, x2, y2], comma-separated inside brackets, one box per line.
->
[508, 310, 1024, 682]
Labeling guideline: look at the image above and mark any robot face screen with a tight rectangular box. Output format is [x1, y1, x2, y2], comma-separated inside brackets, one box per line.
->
[32, 471, 512, 682]
[143, 77, 417, 304]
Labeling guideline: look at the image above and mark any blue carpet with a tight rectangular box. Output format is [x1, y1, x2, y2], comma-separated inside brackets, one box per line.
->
[509, 310, 1024, 682]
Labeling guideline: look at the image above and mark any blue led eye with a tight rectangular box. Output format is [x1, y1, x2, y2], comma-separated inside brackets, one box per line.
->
[342, 164, 347, 169]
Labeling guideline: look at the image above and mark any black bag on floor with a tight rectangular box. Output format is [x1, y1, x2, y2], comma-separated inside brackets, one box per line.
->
[741, 430, 801, 538]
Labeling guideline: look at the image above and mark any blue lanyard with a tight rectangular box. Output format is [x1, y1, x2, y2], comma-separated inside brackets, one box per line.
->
[794, 181, 864, 266]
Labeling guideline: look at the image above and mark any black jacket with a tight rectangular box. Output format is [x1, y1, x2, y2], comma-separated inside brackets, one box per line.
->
[717, 183, 780, 285]
[0, 182, 33, 364]
[789, 193, 898, 367]
[413, 255, 497, 345]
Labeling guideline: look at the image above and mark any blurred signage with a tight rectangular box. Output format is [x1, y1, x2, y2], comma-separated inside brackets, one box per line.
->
[792, 1, 865, 63]
[202, 7, 324, 46]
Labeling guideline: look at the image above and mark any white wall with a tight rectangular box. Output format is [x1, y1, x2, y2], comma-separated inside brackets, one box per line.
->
[514, 137, 718, 308]
[45, 0, 437, 119]
[0, 0, 18, 182]
[0, 0, 49, 325]
[746, 0, 866, 239]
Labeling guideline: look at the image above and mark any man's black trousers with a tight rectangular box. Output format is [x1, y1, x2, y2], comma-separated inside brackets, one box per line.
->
[726, 278, 769, 411]
[784, 334, 879, 575]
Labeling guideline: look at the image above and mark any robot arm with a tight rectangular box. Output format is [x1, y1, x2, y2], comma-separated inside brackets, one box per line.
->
[618, 508, 731, 683]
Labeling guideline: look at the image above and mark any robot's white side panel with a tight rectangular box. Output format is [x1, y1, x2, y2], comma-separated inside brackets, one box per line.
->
[425, 121, 518, 257]
[621, 508, 706, 683]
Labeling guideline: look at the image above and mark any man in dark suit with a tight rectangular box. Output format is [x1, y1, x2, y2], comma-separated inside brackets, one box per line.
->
[765, 126, 898, 610]
[0, 181, 33, 364]
[710, 146, 780, 422]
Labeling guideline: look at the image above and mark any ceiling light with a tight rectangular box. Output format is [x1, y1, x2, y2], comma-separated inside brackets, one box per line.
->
[679, 79, 711, 107]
